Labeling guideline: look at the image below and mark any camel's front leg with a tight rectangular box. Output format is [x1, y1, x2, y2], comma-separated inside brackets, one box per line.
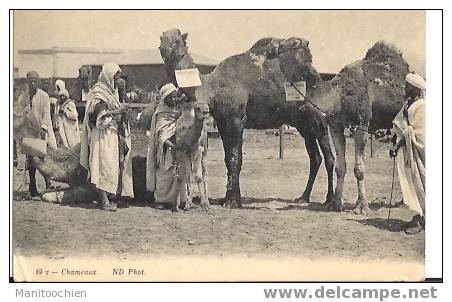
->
[172, 150, 187, 212]
[217, 118, 244, 208]
[329, 124, 346, 211]
[295, 134, 321, 203]
[352, 128, 371, 215]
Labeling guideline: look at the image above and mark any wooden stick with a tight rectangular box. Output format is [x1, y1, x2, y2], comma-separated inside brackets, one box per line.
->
[279, 125, 285, 159]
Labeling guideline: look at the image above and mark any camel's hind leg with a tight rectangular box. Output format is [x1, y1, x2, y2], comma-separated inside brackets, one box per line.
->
[200, 146, 210, 210]
[295, 134, 321, 203]
[216, 117, 244, 208]
[352, 128, 371, 215]
[329, 124, 346, 211]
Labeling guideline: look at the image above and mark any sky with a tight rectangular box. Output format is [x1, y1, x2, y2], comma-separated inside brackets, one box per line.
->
[13, 10, 425, 75]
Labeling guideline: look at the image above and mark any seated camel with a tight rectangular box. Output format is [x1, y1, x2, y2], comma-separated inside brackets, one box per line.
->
[173, 100, 211, 212]
[13, 104, 148, 205]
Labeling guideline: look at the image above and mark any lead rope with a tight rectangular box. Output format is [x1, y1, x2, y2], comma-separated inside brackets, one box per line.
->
[290, 82, 379, 136]
[387, 156, 397, 222]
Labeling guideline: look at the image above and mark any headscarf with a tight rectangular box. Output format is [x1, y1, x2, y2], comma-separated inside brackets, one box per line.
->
[55, 79, 66, 93]
[86, 62, 122, 115]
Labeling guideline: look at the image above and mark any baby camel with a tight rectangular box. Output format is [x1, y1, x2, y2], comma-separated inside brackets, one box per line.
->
[173, 101, 211, 212]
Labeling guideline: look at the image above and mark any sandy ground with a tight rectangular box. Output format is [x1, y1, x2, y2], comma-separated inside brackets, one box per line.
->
[12, 129, 424, 263]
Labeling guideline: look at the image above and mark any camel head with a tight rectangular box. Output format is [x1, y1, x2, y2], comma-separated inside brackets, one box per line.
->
[78, 65, 93, 91]
[159, 29, 190, 65]
[194, 102, 210, 121]
[13, 104, 41, 145]
[265, 37, 313, 83]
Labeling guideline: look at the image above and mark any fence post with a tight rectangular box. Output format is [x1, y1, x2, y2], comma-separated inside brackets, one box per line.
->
[279, 125, 285, 159]
[370, 134, 373, 158]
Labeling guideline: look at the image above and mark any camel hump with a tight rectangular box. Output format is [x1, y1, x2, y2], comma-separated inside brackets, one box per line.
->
[362, 41, 410, 91]
[363, 42, 409, 77]
[345, 60, 363, 70]
[248, 37, 277, 55]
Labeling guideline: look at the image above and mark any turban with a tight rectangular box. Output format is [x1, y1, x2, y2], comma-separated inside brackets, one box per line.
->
[159, 83, 178, 101]
[405, 73, 426, 90]
[26, 70, 40, 80]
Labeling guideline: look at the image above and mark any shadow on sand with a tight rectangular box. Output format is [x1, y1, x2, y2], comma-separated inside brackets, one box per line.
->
[354, 217, 408, 232]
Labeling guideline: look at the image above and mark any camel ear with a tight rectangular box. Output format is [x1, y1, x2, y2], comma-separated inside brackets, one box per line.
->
[266, 39, 281, 59]
[292, 39, 301, 49]
[182, 33, 188, 41]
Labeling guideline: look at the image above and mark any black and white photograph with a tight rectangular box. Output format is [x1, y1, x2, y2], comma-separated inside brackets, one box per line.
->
[10, 10, 435, 282]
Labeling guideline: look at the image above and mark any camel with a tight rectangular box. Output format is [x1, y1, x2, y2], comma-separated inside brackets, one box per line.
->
[266, 38, 408, 213]
[13, 134, 148, 205]
[159, 29, 335, 208]
[173, 101, 211, 211]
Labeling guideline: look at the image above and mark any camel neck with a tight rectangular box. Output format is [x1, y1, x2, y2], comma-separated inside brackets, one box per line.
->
[166, 54, 196, 74]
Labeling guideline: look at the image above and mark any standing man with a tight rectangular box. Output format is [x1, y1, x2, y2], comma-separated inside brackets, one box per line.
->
[18, 71, 57, 199]
[390, 73, 426, 234]
[70, 65, 93, 123]
[80, 63, 133, 211]
[146, 83, 186, 208]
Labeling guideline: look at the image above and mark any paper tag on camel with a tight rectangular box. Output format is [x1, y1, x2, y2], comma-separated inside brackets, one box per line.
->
[175, 68, 202, 88]
[284, 81, 306, 101]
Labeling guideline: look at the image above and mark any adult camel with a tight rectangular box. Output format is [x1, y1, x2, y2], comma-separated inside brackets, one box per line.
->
[159, 29, 335, 208]
[266, 38, 409, 214]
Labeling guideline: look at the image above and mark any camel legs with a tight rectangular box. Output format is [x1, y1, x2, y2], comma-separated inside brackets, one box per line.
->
[295, 134, 321, 203]
[172, 150, 188, 212]
[192, 145, 210, 210]
[329, 124, 346, 211]
[352, 128, 371, 215]
[217, 118, 244, 208]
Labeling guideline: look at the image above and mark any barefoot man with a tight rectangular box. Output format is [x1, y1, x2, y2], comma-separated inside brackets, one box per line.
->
[390, 73, 426, 234]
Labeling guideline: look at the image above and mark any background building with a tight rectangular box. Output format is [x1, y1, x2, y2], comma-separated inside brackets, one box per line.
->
[14, 47, 219, 93]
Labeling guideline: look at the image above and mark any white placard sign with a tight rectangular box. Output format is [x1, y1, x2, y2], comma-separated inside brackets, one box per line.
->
[175, 68, 202, 88]
[284, 81, 306, 101]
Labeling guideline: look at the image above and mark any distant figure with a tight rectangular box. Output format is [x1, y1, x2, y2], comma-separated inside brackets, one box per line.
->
[54, 86, 80, 148]
[18, 71, 57, 198]
[51, 79, 66, 146]
[390, 73, 426, 234]
[70, 65, 93, 122]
